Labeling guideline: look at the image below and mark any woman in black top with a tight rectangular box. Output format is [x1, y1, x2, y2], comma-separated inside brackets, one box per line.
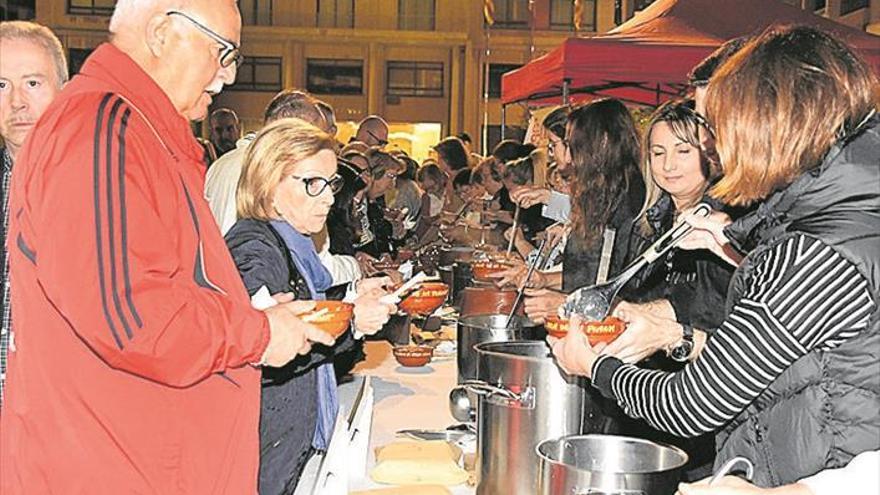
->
[523, 98, 645, 322]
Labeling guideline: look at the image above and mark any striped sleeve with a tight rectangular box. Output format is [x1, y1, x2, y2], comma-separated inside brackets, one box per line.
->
[592, 235, 875, 438]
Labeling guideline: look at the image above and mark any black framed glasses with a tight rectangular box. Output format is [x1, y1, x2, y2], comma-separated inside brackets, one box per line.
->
[366, 129, 389, 147]
[291, 174, 344, 197]
[166, 10, 243, 68]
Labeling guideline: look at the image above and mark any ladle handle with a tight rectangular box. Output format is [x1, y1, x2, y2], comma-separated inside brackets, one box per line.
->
[641, 202, 712, 264]
[505, 237, 548, 327]
[710, 456, 755, 485]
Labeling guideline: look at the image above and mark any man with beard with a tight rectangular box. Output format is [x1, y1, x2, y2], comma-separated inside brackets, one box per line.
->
[209, 106, 241, 156]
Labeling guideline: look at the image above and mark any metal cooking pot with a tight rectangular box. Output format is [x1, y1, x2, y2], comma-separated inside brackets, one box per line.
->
[459, 287, 522, 318]
[456, 314, 543, 384]
[467, 341, 588, 495]
[537, 435, 689, 495]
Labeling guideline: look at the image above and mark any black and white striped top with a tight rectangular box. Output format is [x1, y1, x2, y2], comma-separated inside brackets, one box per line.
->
[591, 234, 876, 438]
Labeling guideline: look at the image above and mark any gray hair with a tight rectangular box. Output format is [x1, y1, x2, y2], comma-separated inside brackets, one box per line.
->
[0, 21, 68, 87]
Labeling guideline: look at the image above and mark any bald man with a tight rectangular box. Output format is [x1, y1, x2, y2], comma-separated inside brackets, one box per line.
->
[0, 1, 334, 493]
[354, 114, 389, 147]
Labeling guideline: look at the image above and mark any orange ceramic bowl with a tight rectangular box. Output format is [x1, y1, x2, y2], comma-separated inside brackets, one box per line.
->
[399, 282, 450, 316]
[472, 260, 511, 282]
[303, 301, 354, 338]
[544, 315, 626, 345]
[393, 345, 434, 367]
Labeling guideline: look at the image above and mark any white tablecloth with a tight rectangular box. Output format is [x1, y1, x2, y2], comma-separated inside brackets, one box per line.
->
[296, 340, 475, 494]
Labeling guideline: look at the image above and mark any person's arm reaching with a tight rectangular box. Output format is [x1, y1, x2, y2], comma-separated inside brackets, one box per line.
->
[555, 236, 875, 438]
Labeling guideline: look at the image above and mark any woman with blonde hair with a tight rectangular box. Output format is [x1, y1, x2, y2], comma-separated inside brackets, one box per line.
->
[226, 118, 396, 493]
[604, 99, 739, 366]
[550, 25, 879, 488]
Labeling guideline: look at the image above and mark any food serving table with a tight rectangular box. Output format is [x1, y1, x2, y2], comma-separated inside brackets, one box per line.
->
[295, 339, 475, 494]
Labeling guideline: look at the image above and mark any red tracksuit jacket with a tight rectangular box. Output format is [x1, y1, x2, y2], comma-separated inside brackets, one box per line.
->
[0, 43, 270, 494]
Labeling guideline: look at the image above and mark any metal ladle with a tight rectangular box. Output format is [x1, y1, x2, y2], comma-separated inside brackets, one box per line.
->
[564, 203, 711, 320]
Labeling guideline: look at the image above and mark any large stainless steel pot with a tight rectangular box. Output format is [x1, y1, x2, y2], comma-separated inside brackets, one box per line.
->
[537, 435, 688, 495]
[456, 314, 543, 383]
[467, 341, 587, 495]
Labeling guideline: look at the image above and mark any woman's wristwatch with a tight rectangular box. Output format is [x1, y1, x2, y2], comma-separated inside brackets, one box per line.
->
[669, 323, 695, 362]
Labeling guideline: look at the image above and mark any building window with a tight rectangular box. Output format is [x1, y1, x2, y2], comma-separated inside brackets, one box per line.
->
[306, 59, 364, 95]
[840, 0, 869, 15]
[492, 0, 530, 29]
[487, 63, 521, 99]
[228, 57, 282, 92]
[386, 61, 444, 97]
[807, 0, 826, 13]
[550, 0, 596, 31]
[67, 0, 115, 16]
[3, 0, 36, 20]
[398, 0, 435, 31]
[240, 0, 272, 25]
[317, 0, 354, 28]
[68, 48, 94, 77]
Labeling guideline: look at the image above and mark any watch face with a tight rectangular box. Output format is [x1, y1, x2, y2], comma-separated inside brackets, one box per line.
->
[671, 341, 694, 362]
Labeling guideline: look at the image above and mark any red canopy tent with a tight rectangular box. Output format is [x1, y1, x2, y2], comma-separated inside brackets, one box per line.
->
[500, 0, 880, 108]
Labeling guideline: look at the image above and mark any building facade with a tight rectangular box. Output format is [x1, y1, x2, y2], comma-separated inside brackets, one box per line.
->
[20, 0, 880, 154]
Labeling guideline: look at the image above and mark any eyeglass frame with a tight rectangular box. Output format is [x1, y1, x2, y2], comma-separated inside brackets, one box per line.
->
[365, 129, 389, 147]
[290, 174, 344, 197]
[166, 10, 244, 68]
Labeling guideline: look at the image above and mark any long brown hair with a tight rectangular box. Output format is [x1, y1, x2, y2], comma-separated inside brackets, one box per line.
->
[567, 98, 643, 246]
[706, 25, 879, 206]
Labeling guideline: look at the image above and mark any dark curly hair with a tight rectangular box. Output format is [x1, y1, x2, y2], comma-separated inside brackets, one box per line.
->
[567, 98, 643, 247]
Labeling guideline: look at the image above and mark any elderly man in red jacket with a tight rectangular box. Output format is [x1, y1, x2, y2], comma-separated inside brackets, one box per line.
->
[0, 0, 335, 493]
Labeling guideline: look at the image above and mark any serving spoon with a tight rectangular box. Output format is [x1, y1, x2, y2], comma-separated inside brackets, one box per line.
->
[563, 203, 711, 320]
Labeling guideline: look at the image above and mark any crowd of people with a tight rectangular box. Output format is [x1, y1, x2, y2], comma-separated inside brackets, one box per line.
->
[0, 1, 877, 494]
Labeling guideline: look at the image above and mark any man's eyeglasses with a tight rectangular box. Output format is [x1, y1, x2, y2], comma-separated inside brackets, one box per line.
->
[166, 11, 243, 68]
[366, 129, 388, 147]
[290, 174, 344, 197]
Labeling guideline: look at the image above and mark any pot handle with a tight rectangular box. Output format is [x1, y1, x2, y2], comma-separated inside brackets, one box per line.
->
[461, 379, 520, 401]
[710, 456, 755, 484]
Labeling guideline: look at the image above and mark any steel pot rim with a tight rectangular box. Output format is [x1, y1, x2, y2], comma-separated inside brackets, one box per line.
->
[473, 340, 553, 364]
[535, 434, 690, 475]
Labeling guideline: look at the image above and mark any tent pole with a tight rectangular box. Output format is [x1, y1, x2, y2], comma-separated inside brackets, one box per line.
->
[501, 104, 507, 140]
[563, 79, 571, 105]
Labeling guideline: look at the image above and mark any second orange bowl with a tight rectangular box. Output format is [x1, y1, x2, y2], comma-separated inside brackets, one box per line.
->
[303, 301, 354, 338]
[544, 315, 626, 345]
[399, 282, 450, 315]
